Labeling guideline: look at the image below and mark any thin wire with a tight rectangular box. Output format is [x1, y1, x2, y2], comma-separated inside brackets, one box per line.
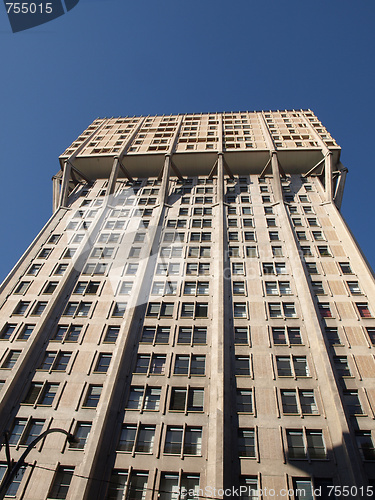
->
[27, 463, 241, 500]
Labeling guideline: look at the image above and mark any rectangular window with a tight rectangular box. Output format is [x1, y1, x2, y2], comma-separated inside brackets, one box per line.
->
[318, 303, 332, 318]
[343, 390, 363, 415]
[1, 350, 21, 369]
[356, 303, 372, 318]
[356, 431, 375, 460]
[94, 353, 112, 373]
[0, 324, 17, 340]
[333, 356, 351, 377]
[48, 466, 74, 499]
[318, 245, 331, 257]
[235, 356, 251, 376]
[339, 262, 353, 274]
[281, 390, 318, 415]
[236, 389, 253, 413]
[238, 429, 256, 458]
[83, 385, 102, 408]
[69, 422, 92, 449]
[286, 429, 326, 459]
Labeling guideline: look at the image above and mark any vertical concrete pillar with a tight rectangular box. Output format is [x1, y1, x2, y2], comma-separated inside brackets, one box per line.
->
[52, 175, 61, 213]
[270, 151, 283, 203]
[58, 161, 72, 208]
[334, 166, 348, 210]
[159, 154, 171, 206]
[206, 152, 225, 493]
[325, 152, 333, 202]
[106, 157, 121, 199]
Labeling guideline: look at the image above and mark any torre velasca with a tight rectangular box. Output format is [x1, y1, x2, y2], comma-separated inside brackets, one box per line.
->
[0, 110, 374, 500]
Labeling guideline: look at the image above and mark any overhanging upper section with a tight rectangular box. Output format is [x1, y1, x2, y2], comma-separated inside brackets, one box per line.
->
[58, 110, 341, 180]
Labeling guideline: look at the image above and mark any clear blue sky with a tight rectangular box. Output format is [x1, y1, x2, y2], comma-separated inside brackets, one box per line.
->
[0, 0, 374, 281]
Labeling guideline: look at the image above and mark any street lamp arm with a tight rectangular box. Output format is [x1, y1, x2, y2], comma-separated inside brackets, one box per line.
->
[0, 428, 77, 500]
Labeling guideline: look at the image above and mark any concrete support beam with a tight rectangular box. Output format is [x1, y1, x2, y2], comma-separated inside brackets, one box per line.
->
[107, 157, 121, 198]
[270, 151, 283, 203]
[58, 161, 72, 208]
[334, 165, 348, 210]
[52, 173, 62, 213]
[206, 152, 225, 492]
[159, 154, 171, 205]
[325, 152, 333, 201]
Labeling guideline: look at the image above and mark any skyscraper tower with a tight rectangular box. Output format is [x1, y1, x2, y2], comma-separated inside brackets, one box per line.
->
[0, 110, 374, 500]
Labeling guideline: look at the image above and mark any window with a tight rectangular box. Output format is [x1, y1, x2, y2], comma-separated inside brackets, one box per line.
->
[238, 429, 256, 458]
[339, 262, 353, 274]
[0, 324, 17, 340]
[292, 218, 303, 227]
[366, 327, 375, 345]
[126, 263, 139, 275]
[112, 302, 127, 317]
[307, 217, 318, 227]
[318, 303, 332, 318]
[269, 231, 279, 241]
[276, 356, 309, 377]
[174, 355, 205, 376]
[146, 302, 174, 318]
[177, 327, 207, 345]
[325, 327, 342, 346]
[13, 301, 30, 315]
[347, 281, 361, 295]
[31, 301, 48, 316]
[140, 326, 170, 344]
[333, 356, 351, 377]
[27, 263, 43, 275]
[38, 351, 72, 371]
[169, 387, 204, 412]
[94, 353, 112, 373]
[54, 264, 68, 275]
[233, 281, 245, 295]
[355, 431, 375, 460]
[14, 281, 31, 295]
[73, 281, 100, 295]
[181, 302, 208, 318]
[0, 466, 25, 497]
[134, 354, 166, 375]
[69, 422, 92, 449]
[293, 479, 314, 500]
[159, 473, 200, 500]
[235, 356, 251, 376]
[48, 466, 74, 499]
[52, 325, 82, 343]
[312, 231, 325, 241]
[126, 386, 161, 411]
[234, 327, 249, 345]
[239, 477, 258, 500]
[301, 246, 313, 256]
[48, 234, 60, 244]
[38, 248, 53, 259]
[281, 390, 318, 415]
[63, 301, 92, 318]
[306, 262, 318, 274]
[164, 426, 202, 456]
[83, 385, 102, 408]
[232, 263, 245, 275]
[286, 429, 326, 459]
[296, 232, 308, 243]
[356, 303, 372, 318]
[272, 246, 283, 257]
[343, 390, 363, 415]
[272, 327, 302, 345]
[246, 246, 257, 258]
[268, 302, 296, 318]
[237, 389, 253, 413]
[312, 281, 325, 295]
[117, 424, 155, 453]
[183, 281, 209, 296]
[318, 245, 331, 257]
[20, 419, 45, 445]
[1, 350, 21, 369]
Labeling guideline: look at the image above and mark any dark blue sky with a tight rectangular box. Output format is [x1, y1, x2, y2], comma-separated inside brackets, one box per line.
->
[0, 0, 374, 281]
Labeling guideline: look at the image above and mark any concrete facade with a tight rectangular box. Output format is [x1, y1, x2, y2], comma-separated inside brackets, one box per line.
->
[0, 110, 374, 499]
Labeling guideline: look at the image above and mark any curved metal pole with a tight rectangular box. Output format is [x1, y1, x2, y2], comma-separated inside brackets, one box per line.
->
[0, 428, 77, 500]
